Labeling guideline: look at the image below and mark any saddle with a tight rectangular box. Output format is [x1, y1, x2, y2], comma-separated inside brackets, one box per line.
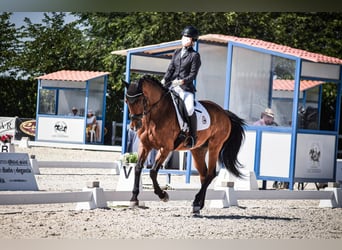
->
[169, 90, 210, 149]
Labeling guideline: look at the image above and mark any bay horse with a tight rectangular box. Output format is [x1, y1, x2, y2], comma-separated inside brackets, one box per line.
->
[123, 75, 246, 213]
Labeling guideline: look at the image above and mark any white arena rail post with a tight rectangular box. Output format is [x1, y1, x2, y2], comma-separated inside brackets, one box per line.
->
[76, 181, 108, 210]
[319, 187, 342, 208]
[29, 155, 40, 175]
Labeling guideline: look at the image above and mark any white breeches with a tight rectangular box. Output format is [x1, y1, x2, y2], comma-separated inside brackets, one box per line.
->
[173, 86, 195, 115]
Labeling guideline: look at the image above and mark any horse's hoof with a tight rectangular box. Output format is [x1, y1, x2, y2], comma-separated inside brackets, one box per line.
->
[161, 192, 169, 202]
[129, 201, 139, 208]
[192, 212, 201, 217]
[192, 206, 201, 214]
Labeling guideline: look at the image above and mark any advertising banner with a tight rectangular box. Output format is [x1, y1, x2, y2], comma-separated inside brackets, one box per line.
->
[0, 153, 38, 191]
[37, 116, 85, 143]
[295, 133, 335, 180]
[0, 117, 16, 137]
[15, 117, 36, 140]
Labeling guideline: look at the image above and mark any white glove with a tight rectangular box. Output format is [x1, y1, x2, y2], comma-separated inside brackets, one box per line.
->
[161, 79, 166, 85]
[172, 79, 183, 87]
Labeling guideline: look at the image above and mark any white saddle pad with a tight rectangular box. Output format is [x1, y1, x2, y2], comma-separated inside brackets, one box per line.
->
[172, 97, 211, 132]
[194, 101, 211, 131]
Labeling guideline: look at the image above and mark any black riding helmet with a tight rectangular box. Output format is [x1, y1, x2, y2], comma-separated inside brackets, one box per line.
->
[181, 25, 199, 41]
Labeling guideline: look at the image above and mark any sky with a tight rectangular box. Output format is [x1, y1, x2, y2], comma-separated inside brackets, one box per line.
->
[9, 12, 77, 27]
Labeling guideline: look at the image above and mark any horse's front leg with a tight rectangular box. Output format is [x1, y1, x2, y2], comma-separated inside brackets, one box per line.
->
[149, 151, 170, 202]
[129, 161, 144, 206]
[130, 153, 148, 207]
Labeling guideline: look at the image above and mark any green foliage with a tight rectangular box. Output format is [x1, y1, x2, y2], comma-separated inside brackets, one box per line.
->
[121, 152, 138, 163]
[16, 12, 87, 78]
[1, 12, 342, 129]
[0, 12, 19, 75]
[0, 77, 36, 117]
[321, 83, 337, 131]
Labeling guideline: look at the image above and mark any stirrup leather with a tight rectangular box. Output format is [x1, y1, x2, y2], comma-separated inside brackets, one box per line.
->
[184, 135, 196, 148]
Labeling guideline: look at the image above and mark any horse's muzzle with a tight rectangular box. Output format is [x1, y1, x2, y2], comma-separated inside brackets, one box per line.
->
[129, 113, 143, 130]
[130, 120, 142, 131]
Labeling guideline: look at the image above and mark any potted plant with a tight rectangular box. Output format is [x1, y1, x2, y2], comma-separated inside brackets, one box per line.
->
[120, 152, 138, 166]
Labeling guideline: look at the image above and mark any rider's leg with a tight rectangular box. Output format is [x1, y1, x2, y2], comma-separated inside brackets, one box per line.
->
[187, 112, 197, 147]
[184, 91, 197, 148]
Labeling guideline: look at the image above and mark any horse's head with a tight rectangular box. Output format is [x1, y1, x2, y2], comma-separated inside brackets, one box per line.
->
[123, 75, 168, 130]
[123, 79, 144, 130]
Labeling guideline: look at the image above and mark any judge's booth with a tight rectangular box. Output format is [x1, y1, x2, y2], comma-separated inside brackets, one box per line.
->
[35, 70, 109, 144]
[113, 34, 342, 187]
[226, 46, 342, 189]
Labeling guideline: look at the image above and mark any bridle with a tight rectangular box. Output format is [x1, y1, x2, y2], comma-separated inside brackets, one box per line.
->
[126, 92, 144, 121]
[126, 81, 170, 126]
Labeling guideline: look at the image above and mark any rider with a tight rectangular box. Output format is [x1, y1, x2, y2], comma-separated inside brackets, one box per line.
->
[161, 25, 202, 148]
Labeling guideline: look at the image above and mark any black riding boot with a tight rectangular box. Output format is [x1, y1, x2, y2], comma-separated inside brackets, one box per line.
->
[185, 113, 197, 148]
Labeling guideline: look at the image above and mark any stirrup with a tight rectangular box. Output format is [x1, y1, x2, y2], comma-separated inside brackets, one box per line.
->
[184, 136, 196, 148]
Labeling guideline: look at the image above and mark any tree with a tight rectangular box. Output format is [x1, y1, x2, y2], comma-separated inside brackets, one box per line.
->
[0, 12, 35, 117]
[3, 12, 342, 124]
[16, 12, 86, 78]
[1, 12, 90, 118]
[0, 12, 18, 75]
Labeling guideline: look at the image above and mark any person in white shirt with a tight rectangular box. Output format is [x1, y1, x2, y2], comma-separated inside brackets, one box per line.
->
[86, 109, 98, 142]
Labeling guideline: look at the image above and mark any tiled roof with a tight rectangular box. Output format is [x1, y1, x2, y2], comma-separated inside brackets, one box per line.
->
[273, 79, 324, 92]
[37, 70, 110, 82]
[111, 34, 342, 65]
[200, 34, 342, 65]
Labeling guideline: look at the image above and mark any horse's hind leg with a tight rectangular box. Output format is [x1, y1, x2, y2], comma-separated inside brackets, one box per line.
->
[150, 162, 169, 202]
[190, 147, 212, 213]
[192, 146, 219, 213]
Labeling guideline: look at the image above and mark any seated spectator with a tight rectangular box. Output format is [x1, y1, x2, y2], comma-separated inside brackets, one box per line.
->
[69, 106, 79, 116]
[86, 109, 99, 142]
[253, 108, 278, 126]
[253, 108, 288, 189]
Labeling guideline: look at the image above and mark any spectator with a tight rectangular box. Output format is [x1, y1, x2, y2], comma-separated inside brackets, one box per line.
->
[253, 108, 288, 189]
[253, 108, 278, 126]
[69, 106, 78, 116]
[86, 109, 99, 142]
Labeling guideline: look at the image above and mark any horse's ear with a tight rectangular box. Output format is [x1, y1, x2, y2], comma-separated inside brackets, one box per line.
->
[122, 79, 130, 89]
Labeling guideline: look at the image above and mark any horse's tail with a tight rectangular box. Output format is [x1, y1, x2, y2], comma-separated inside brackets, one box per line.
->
[219, 110, 246, 178]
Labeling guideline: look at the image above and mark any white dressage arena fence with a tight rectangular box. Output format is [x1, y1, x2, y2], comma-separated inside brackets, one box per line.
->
[0, 186, 341, 210]
[1, 155, 341, 210]
[29, 157, 121, 175]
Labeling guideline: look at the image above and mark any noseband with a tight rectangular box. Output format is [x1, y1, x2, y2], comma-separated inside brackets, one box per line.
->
[126, 92, 145, 124]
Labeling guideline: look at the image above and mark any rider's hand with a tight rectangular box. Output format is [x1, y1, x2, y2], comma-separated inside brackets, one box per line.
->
[172, 79, 183, 87]
[161, 78, 166, 85]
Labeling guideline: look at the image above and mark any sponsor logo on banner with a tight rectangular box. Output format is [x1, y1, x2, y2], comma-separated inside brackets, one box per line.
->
[308, 142, 321, 173]
[54, 121, 68, 133]
[19, 119, 36, 136]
